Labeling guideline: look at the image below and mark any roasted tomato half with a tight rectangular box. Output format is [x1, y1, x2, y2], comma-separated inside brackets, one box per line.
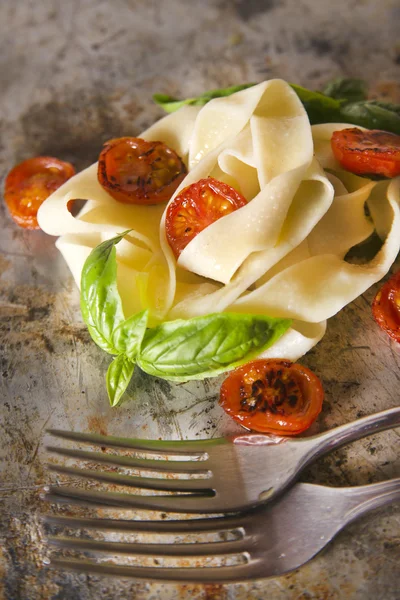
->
[331, 127, 400, 178]
[165, 177, 247, 258]
[219, 359, 324, 436]
[372, 271, 400, 342]
[98, 137, 187, 205]
[4, 156, 75, 229]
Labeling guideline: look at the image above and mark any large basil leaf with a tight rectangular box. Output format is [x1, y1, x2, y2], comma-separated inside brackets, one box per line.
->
[323, 78, 367, 102]
[153, 83, 257, 113]
[137, 312, 291, 381]
[80, 232, 131, 354]
[107, 354, 136, 407]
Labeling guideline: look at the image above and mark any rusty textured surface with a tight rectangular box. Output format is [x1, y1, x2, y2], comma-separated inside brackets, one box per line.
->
[1, 0, 400, 598]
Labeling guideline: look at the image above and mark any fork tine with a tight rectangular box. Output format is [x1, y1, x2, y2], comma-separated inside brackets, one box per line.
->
[47, 464, 213, 492]
[42, 513, 246, 533]
[47, 429, 223, 455]
[44, 486, 220, 512]
[48, 535, 248, 557]
[46, 446, 209, 474]
[48, 559, 255, 584]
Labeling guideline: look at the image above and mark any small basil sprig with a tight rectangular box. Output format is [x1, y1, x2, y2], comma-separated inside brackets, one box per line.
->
[80, 232, 148, 406]
[154, 81, 343, 123]
[81, 235, 291, 404]
[80, 230, 130, 354]
[153, 78, 400, 135]
[153, 83, 257, 113]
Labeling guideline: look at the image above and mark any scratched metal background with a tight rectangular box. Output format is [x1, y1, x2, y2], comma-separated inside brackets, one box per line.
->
[1, 0, 400, 598]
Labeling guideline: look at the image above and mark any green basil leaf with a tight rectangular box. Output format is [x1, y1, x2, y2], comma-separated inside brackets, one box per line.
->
[191, 83, 258, 102]
[80, 231, 131, 354]
[367, 100, 400, 117]
[154, 80, 400, 135]
[154, 82, 343, 124]
[152, 94, 196, 113]
[290, 84, 342, 124]
[112, 309, 149, 358]
[339, 101, 400, 135]
[153, 83, 257, 113]
[323, 78, 367, 102]
[106, 354, 135, 407]
[137, 312, 291, 381]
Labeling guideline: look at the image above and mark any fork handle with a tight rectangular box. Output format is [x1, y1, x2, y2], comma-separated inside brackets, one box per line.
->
[305, 407, 400, 463]
[339, 478, 400, 525]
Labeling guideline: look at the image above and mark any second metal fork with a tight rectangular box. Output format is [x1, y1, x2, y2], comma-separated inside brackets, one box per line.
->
[43, 477, 400, 583]
[45, 407, 400, 513]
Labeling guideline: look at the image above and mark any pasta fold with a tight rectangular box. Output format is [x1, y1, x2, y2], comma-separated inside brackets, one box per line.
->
[37, 80, 400, 361]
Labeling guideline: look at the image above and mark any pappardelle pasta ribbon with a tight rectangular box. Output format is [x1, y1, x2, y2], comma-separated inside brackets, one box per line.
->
[37, 80, 400, 361]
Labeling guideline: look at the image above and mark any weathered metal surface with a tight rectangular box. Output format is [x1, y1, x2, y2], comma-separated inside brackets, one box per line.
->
[1, 0, 400, 598]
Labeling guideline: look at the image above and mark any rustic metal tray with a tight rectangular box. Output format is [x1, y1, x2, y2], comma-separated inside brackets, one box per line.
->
[1, 1, 400, 598]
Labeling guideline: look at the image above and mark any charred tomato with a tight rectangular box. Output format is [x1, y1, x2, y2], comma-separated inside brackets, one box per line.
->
[4, 156, 75, 229]
[165, 177, 247, 258]
[331, 127, 400, 178]
[372, 271, 400, 342]
[219, 359, 324, 436]
[98, 137, 187, 205]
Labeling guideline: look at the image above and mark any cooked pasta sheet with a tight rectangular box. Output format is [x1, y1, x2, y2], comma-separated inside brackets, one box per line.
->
[37, 80, 400, 361]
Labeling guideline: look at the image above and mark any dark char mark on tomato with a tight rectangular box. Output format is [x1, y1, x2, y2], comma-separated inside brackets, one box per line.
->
[239, 368, 299, 415]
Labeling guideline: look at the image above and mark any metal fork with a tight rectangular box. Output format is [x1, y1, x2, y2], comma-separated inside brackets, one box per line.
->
[44, 407, 400, 513]
[43, 477, 400, 583]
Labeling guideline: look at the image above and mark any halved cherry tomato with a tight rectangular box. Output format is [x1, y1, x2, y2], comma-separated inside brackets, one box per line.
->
[372, 271, 400, 342]
[4, 156, 75, 229]
[331, 127, 400, 178]
[98, 137, 187, 205]
[165, 177, 247, 258]
[219, 359, 324, 436]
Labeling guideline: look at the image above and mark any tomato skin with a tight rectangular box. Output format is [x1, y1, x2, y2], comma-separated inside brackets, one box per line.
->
[97, 137, 187, 205]
[4, 156, 75, 229]
[331, 127, 400, 178]
[372, 271, 400, 342]
[165, 177, 247, 258]
[219, 359, 324, 436]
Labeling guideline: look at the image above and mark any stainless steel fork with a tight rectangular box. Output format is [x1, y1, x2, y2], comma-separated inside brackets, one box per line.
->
[43, 477, 400, 583]
[44, 407, 400, 513]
